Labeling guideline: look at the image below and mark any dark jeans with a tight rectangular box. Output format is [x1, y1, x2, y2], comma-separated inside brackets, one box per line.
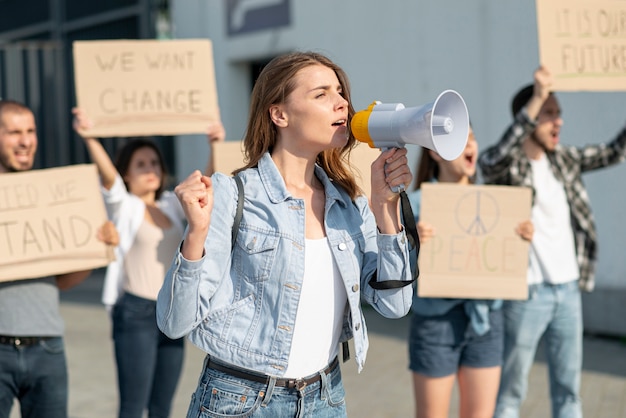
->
[0, 336, 68, 418]
[112, 292, 185, 418]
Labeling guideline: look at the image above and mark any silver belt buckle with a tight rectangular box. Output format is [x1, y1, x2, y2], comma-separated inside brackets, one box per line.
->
[295, 378, 307, 391]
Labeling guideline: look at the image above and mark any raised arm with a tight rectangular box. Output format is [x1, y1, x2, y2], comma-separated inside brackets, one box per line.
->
[203, 120, 226, 176]
[478, 67, 553, 183]
[525, 66, 553, 121]
[175, 170, 215, 260]
[72, 107, 118, 190]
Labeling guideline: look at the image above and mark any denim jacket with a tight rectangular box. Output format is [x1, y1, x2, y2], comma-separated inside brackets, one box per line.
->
[157, 152, 413, 374]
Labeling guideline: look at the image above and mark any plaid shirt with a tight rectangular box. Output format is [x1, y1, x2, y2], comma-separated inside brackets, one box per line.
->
[478, 110, 626, 292]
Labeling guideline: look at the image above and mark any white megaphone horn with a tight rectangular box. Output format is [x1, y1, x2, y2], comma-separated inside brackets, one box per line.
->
[350, 90, 470, 161]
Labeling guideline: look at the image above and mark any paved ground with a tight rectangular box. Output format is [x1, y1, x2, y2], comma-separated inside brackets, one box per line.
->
[9, 271, 626, 417]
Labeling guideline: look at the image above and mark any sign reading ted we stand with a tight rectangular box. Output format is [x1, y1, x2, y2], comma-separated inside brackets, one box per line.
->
[536, 0, 626, 91]
[0, 165, 114, 282]
[73, 39, 220, 137]
[417, 183, 532, 300]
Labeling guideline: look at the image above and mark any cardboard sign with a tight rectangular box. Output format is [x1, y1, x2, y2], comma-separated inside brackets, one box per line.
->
[212, 141, 381, 197]
[536, 0, 626, 91]
[347, 143, 382, 198]
[417, 183, 532, 300]
[73, 39, 220, 137]
[212, 141, 245, 176]
[0, 165, 115, 282]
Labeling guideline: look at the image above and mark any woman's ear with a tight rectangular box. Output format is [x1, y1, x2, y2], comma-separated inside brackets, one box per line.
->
[269, 105, 288, 127]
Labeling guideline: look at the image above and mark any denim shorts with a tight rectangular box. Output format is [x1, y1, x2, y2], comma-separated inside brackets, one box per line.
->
[409, 304, 503, 377]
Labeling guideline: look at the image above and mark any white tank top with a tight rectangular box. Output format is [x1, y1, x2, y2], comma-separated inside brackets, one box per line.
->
[284, 238, 347, 378]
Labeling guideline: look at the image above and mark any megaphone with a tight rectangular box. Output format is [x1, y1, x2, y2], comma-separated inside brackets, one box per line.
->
[351, 90, 470, 161]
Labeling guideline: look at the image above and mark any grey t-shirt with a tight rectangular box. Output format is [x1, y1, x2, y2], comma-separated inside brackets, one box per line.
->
[0, 277, 63, 336]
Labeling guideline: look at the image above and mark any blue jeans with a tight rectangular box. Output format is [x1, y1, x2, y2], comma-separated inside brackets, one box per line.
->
[0, 337, 67, 418]
[113, 292, 185, 418]
[186, 356, 347, 417]
[495, 281, 582, 418]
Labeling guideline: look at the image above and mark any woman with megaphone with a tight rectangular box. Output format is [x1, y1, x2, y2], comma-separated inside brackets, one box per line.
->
[156, 51, 415, 417]
[407, 126, 534, 418]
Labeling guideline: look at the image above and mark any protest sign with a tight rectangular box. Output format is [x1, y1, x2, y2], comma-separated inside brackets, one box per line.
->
[212, 141, 381, 196]
[73, 39, 219, 137]
[417, 183, 531, 300]
[536, 0, 626, 91]
[0, 164, 115, 282]
[212, 140, 244, 176]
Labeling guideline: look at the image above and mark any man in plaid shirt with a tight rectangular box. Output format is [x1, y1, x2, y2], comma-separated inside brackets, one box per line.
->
[478, 66, 626, 418]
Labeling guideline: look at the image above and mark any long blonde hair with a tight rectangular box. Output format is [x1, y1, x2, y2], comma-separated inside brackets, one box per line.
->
[234, 51, 362, 199]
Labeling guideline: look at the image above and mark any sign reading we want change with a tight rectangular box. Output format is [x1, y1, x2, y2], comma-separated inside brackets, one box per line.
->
[536, 0, 626, 91]
[417, 183, 532, 300]
[73, 39, 219, 137]
[0, 165, 114, 282]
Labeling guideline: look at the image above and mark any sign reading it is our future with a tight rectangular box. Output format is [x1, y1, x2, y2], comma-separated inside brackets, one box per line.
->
[536, 0, 626, 91]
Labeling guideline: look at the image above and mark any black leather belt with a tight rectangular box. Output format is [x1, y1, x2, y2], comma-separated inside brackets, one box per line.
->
[207, 356, 339, 390]
[0, 335, 51, 346]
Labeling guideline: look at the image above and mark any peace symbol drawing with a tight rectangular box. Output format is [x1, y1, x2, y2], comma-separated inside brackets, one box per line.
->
[454, 190, 500, 236]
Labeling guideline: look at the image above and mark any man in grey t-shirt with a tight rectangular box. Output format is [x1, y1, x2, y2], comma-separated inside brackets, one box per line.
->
[0, 100, 118, 418]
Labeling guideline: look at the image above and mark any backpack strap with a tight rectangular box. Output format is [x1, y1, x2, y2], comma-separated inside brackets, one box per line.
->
[368, 190, 419, 289]
[232, 174, 244, 250]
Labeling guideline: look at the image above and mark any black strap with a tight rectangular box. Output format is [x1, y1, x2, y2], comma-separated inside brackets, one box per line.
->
[232, 175, 244, 250]
[368, 190, 420, 290]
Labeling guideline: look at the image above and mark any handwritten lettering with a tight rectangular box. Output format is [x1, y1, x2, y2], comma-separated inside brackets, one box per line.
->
[99, 88, 202, 114]
[596, 10, 626, 38]
[0, 215, 93, 257]
[95, 51, 197, 73]
[0, 165, 112, 282]
[0, 183, 39, 211]
[561, 44, 626, 73]
[144, 51, 196, 70]
[95, 52, 135, 72]
[424, 235, 523, 273]
[546, 5, 626, 83]
[555, 9, 571, 37]
[553, 8, 626, 39]
[47, 180, 79, 205]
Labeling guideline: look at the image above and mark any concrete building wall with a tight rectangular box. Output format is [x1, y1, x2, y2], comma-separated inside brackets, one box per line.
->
[170, 0, 626, 336]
